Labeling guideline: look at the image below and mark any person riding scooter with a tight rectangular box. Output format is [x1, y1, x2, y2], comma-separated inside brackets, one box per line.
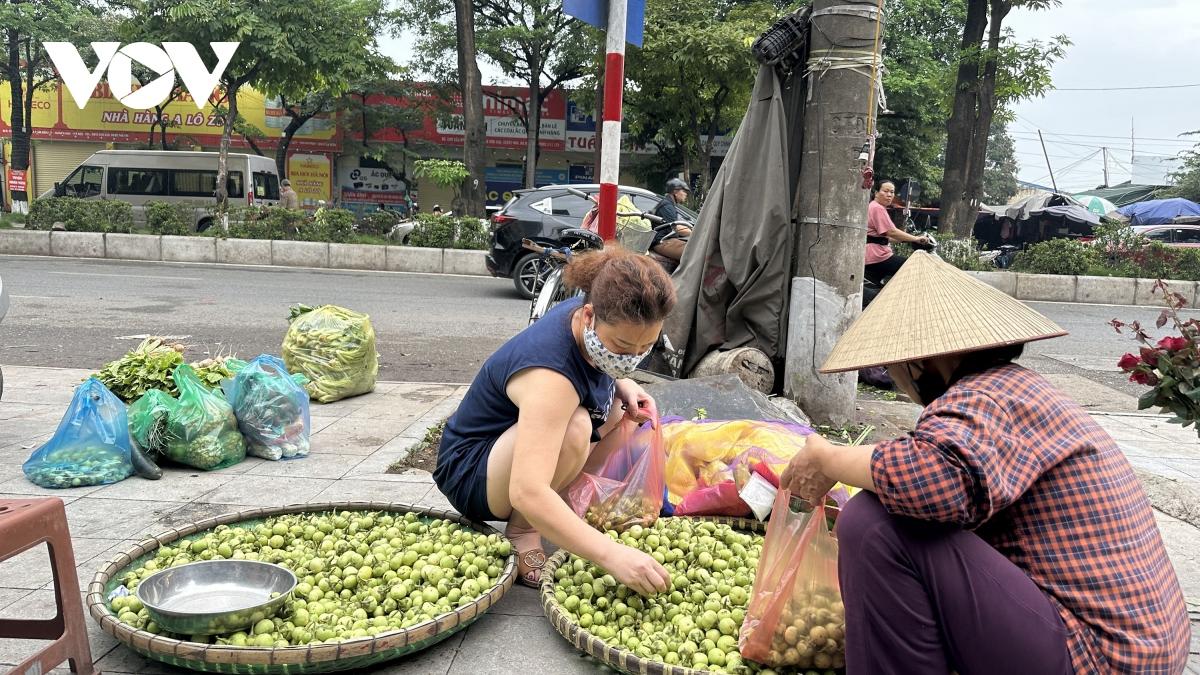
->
[651, 179, 694, 261]
[865, 180, 930, 285]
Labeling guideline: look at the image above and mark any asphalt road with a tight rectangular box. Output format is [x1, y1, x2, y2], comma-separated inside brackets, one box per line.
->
[1, 256, 1194, 401]
[0, 255, 528, 384]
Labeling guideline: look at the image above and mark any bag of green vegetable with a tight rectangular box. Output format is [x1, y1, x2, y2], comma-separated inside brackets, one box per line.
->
[128, 389, 176, 455]
[282, 304, 378, 403]
[23, 378, 135, 488]
[222, 354, 311, 460]
[163, 364, 246, 470]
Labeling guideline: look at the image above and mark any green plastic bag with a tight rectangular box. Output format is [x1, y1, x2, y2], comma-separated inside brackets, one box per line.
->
[163, 364, 246, 470]
[282, 304, 378, 403]
[128, 389, 177, 455]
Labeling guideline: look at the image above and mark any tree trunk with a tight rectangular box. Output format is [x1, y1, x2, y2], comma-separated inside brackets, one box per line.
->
[524, 51, 542, 189]
[7, 28, 30, 213]
[700, 87, 728, 198]
[216, 81, 241, 225]
[455, 0, 488, 217]
[276, 114, 306, 178]
[963, 0, 1011, 210]
[938, 0, 988, 238]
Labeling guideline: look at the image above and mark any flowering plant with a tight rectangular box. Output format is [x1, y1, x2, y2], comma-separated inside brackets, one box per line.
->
[1112, 281, 1200, 436]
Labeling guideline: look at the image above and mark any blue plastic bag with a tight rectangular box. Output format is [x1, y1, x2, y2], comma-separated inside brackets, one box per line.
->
[222, 354, 311, 460]
[23, 378, 134, 488]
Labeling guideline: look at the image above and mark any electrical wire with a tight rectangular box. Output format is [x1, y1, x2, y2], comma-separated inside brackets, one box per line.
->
[1051, 82, 1200, 92]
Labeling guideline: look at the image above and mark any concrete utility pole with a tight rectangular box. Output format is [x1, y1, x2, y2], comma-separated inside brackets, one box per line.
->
[785, 0, 885, 424]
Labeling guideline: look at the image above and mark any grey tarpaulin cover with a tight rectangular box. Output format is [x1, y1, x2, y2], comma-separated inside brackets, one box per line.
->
[655, 66, 796, 379]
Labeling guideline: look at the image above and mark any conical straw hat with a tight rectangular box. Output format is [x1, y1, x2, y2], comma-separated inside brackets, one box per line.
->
[820, 251, 1067, 373]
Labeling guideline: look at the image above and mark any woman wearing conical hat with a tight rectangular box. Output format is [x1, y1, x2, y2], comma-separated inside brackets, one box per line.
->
[781, 252, 1189, 675]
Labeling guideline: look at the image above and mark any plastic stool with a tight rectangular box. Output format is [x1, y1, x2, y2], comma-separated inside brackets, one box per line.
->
[0, 498, 99, 674]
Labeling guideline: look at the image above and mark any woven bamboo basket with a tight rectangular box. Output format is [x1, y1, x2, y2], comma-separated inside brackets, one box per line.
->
[87, 501, 517, 674]
[539, 516, 767, 675]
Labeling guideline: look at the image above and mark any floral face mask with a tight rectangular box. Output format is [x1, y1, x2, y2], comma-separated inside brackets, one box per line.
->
[583, 320, 651, 379]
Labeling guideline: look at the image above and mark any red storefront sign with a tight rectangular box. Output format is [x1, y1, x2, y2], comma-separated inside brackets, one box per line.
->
[7, 169, 26, 193]
[364, 87, 567, 152]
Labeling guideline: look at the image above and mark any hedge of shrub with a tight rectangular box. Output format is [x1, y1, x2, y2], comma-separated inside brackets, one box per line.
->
[407, 213, 490, 249]
[21, 197, 489, 251]
[1009, 229, 1200, 281]
[28, 197, 134, 233]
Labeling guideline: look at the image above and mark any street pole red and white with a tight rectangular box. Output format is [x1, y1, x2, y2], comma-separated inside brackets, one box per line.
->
[597, 0, 627, 242]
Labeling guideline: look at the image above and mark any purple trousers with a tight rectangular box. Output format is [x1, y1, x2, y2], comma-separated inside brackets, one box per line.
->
[836, 493, 1073, 675]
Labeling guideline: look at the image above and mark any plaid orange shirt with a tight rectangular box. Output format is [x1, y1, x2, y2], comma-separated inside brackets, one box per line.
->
[872, 364, 1189, 674]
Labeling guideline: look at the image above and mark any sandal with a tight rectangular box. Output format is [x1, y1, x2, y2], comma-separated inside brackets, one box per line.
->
[518, 549, 547, 588]
[506, 523, 546, 588]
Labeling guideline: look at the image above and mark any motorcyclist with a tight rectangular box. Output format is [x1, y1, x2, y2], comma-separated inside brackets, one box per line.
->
[865, 180, 930, 285]
[650, 178, 693, 262]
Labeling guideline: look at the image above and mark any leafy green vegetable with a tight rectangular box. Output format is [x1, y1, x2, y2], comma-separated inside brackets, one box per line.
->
[96, 338, 185, 403]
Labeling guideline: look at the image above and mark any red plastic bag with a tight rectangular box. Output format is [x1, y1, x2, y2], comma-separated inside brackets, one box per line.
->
[674, 480, 746, 516]
[739, 489, 845, 670]
[565, 418, 666, 532]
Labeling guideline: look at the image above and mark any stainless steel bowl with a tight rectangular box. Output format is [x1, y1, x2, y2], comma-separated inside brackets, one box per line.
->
[135, 560, 297, 636]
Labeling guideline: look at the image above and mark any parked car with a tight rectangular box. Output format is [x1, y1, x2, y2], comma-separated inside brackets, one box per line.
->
[40, 150, 281, 231]
[487, 183, 698, 298]
[1132, 224, 1200, 248]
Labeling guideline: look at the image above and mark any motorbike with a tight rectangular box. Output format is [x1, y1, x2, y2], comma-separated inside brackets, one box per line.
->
[524, 188, 689, 325]
[0, 273, 8, 399]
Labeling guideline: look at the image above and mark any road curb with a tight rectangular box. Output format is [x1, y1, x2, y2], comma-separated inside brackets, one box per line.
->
[0, 229, 489, 277]
[964, 270, 1197, 309]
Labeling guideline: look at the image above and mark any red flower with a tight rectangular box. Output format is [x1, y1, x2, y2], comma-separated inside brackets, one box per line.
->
[1130, 370, 1160, 387]
[1141, 347, 1162, 363]
[1157, 336, 1190, 352]
[1117, 353, 1141, 371]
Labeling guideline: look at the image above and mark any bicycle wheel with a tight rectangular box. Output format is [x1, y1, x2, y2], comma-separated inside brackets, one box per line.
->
[529, 268, 564, 325]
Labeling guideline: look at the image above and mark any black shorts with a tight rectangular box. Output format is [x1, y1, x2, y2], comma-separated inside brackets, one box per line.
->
[864, 254, 907, 285]
[433, 437, 501, 524]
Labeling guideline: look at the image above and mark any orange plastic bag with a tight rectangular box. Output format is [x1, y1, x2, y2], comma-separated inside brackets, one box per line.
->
[739, 489, 845, 671]
[565, 418, 665, 533]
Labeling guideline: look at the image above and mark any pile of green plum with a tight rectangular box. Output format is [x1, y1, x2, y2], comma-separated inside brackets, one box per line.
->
[551, 518, 840, 675]
[109, 510, 512, 646]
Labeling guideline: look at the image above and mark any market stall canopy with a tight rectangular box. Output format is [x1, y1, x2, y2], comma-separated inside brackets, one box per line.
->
[1071, 194, 1118, 216]
[1029, 204, 1101, 226]
[981, 193, 1084, 222]
[1074, 183, 1167, 208]
[1117, 198, 1200, 226]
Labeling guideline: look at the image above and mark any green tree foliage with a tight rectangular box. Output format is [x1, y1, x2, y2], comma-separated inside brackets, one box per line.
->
[402, 0, 597, 188]
[982, 118, 1018, 203]
[1165, 134, 1200, 202]
[134, 0, 390, 210]
[1, 0, 106, 212]
[873, 0, 965, 201]
[624, 0, 778, 196]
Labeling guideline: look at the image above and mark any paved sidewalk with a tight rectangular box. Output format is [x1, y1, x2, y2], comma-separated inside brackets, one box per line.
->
[0, 366, 1198, 673]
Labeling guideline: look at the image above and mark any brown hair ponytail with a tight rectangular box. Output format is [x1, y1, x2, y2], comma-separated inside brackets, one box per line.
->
[562, 247, 676, 325]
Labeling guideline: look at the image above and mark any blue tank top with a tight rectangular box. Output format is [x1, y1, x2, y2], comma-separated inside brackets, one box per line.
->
[434, 297, 615, 487]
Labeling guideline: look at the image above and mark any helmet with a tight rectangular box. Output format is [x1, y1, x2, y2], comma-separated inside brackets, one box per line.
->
[666, 178, 690, 193]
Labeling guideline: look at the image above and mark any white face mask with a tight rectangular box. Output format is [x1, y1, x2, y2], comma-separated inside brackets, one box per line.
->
[583, 319, 650, 379]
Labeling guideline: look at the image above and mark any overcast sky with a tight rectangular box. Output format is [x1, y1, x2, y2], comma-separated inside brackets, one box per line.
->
[1006, 0, 1199, 192]
[379, 0, 1199, 192]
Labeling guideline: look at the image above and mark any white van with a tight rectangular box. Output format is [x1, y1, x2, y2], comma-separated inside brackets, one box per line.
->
[41, 150, 281, 231]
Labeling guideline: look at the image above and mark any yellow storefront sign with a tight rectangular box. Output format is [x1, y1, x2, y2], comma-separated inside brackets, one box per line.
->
[0, 82, 338, 152]
[286, 153, 332, 206]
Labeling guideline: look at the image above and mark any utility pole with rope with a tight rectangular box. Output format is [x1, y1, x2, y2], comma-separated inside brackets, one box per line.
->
[784, 0, 886, 424]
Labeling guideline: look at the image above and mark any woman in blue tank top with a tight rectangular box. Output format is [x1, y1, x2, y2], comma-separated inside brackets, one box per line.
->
[434, 248, 675, 595]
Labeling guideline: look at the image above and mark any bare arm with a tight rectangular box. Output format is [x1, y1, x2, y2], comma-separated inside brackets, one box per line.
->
[813, 438, 877, 492]
[505, 370, 668, 594]
[506, 371, 616, 564]
[885, 227, 927, 244]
